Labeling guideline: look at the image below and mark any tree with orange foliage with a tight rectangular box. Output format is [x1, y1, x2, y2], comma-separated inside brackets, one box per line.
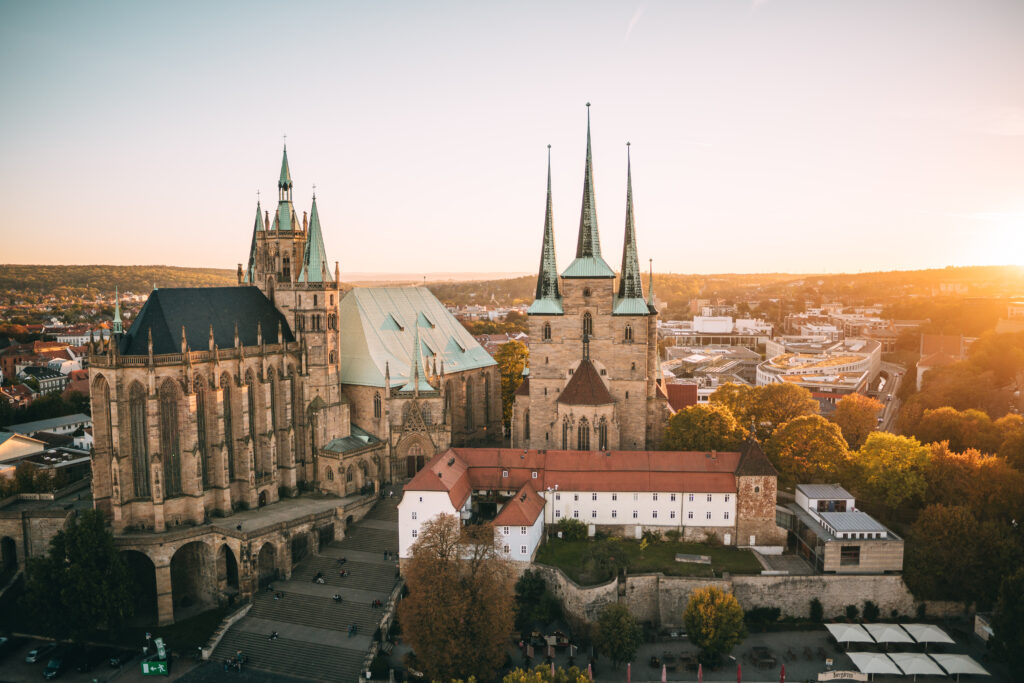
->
[765, 415, 849, 483]
[398, 515, 515, 682]
[830, 393, 883, 449]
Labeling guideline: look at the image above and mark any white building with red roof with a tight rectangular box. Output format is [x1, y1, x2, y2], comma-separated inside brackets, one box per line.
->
[399, 440, 782, 562]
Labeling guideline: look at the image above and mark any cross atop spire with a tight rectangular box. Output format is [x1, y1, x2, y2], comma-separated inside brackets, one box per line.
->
[530, 145, 562, 313]
[563, 103, 615, 279]
[618, 141, 644, 300]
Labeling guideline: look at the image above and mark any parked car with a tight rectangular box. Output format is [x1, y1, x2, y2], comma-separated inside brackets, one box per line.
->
[109, 649, 137, 667]
[43, 654, 65, 679]
[0, 636, 24, 662]
[25, 642, 56, 664]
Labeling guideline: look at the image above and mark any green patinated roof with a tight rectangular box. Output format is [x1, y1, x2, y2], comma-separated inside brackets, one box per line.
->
[323, 423, 381, 454]
[612, 297, 651, 316]
[528, 298, 564, 315]
[399, 324, 434, 393]
[534, 145, 561, 304]
[298, 196, 329, 283]
[279, 146, 292, 189]
[338, 287, 496, 388]
[564, 105, 614, 279]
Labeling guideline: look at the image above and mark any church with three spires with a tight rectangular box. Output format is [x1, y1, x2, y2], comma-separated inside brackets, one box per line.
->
[512, 105, 673, 451]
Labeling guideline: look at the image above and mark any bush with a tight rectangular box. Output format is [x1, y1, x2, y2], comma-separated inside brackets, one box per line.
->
[863, 600, 880, 621]
[916, 603, 927, 619]
[642, 529, 662, 545]
[665, 529, 682, 543]
[555, 518, 588, 542]
[744, 607, 781, 631]
[845, 604, 859, 620]
[702, 531, 722, 547]
[809, 598, 824, 623]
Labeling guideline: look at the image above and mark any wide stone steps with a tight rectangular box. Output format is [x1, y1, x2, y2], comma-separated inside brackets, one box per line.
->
[211, 629, 365, 683]
[292, 556, 398, 593]
[364, 500, 399, 522]
[334, 526, 397, 553]
[248, 591, 382, 634]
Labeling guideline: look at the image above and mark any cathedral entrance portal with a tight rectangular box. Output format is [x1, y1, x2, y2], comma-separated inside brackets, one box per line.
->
[405, 443, 425, 477]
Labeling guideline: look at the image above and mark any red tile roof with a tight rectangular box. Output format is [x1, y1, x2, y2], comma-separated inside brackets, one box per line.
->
[557, 359, 613, 406]
[920, 334, 966, 359]
[667, 383, 698, 411]
[492, 481, 546, 526]
[406, 452, 472, 509]
[918, 351, 957, 369]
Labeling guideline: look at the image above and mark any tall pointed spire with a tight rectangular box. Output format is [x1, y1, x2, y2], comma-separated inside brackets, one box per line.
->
[245, 200, 261, 283]
[563, 103, 615, 279]
[399, 322, 433, 393]
[534, 145, 560, 301]
[618, 142, 644, 300]
[279, 144, 292, 192]
[298, 192, 328, 283]
[112, 287, 123, 335]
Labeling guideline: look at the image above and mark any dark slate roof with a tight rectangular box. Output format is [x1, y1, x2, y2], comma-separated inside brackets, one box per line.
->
[322, 424, 382, 454]
[514, 376, 530, 397]
[119, 287, 294, 356]
[557, 359, 614, 406]
[736, 436, 778, 477]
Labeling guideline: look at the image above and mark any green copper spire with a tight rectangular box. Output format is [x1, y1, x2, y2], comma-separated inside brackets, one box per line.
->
[279, 145, 292, 190]
[112, 286, 123, 335]
[245, 201, 261, 283]
[298, 193, 328, 282]
[563, 103, 615, 279]
[618, 142, 644, 300]
[535, 145, 560, 301]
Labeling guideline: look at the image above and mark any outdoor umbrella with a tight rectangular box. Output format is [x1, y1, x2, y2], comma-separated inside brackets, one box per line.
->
[888, 652, 944, 681]
[661, 663, 667, 683]
[553, 661, 557, 680]
[847, 652, 902, 681]
[737, 662, 741, 683]
[930, 653, 991, 683]
[780, 663, 785, 683]
[587, 662, 593, 681]
[864, 623, 914, 650]
[825, 623, 874, 647]
[900, 623, 955, 650]
[698, 662, 703, 683]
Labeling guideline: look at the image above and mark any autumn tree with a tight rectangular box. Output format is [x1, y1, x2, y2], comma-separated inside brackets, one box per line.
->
[911, 407, 1002, 454]
[710, 383, 818, 440]
[849, 432, 930, 508]
[709, 383, 753, 425]
[765, 415, 849, 483]
[923, 443, 1024, 525]
[904, 504, 1023, 608]
[495, 340, 529, 432]
[595, 603, 642, 667]
[514, 569, 563, 631]
[664, 403, 746, 452]
[503, 665, 590, 683]
[398, 515, 516, 681]
[830, 393, 883, 449]
[22, 509, 134, 642]
[990, 568, 1024, 679]
[683, 586, 747, 665]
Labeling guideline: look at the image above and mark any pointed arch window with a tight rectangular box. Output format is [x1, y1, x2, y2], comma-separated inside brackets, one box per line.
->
[624, 324, 633, 343]
[374, 392, 382, 419]
[223, 374, 235, 478]
[577, 417, 590, 450]
[246, 372, 262, 477]
[195, 379, 210, 489]
[465, 381, 475, 431]
[159, 380, 182, 497]
[129, 382, 150, 498]
[583, 312, 593, 337]
[561, 418, 570, 450]
[542, 323, 551, 341]
[523, 410, 530, 442]
[598, 417, 608, 451]
[269, 371, 279, 432]
[483, 374, 491, 425]
[445, 382, 453, 421]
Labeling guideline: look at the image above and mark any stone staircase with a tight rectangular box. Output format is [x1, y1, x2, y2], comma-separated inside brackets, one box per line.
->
[211, 496, 399, 683]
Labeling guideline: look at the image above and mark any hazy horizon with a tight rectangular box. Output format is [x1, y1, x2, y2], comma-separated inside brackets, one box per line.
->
[2, 1, 1023, 274]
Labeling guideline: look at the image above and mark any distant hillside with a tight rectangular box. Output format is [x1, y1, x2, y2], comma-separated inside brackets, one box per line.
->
[0, 265, 238, 297]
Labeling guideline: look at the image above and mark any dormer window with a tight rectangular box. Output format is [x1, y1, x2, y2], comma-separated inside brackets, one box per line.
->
[502, 470, 508, 478]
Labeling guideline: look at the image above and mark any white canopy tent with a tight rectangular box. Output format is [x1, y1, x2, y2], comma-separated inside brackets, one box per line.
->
[900, 623, 955, 646]
[864, 623, 915, 646]
[826, 623, 875, 645]
[848, 652, 902, 680]
[889, 653, 944, 681]
[930, 654, 991, 682]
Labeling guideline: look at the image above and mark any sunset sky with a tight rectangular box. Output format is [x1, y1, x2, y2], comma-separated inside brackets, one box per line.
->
[1, 0, 1023, 276]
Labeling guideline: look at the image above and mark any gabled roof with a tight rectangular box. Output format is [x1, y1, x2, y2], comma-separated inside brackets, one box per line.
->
[736, 436, 778, 477]
[557, 359, 613, 406]
[323, 424, 382, 455]
[406, 450, 472, 509]
[338, 287, 495, 388]
[493, 481, 546, 527]
[119, 287, 294, 356]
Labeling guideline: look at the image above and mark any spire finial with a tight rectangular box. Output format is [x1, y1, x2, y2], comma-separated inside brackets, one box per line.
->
[312, 183, 316, 199]
[112, 286, 123, 335]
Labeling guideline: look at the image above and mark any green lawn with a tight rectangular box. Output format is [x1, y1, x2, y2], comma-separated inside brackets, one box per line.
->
[535, 537, 763, 585]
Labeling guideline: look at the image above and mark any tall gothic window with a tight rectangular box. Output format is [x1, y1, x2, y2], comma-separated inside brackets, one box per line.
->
[561, 418, 569, 450]
[445, 382, 453, 421]
[542, 323, 551, 341]
[583, 312, 593, 337]
[624, 324, 633, 342]
[374, 392, 382, 419]
[195, 378, 210, 489]
[246, 372, 261, 477]
[598, 417, 608, 451]
[524, 410, 530, 441]
[129, 382, 150, 498]
[422, 404, 432, 425]
[222, 373, 235, 479]
[269, 371, 278, 432]
[577, 417, 590, 450]
[93, 375, 112, 454]
[159, 379, 182, 497]
[483, 375, 491, 424]
[465, 381, 474, 431]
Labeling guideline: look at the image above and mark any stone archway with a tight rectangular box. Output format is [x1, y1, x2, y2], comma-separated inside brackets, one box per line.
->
[1, 536, 17, 580]
[170, 541, 215, 621]
[217, 544, 239, 594]
[257, 542, 277, 588]
[121, 549, 158, 621]
[290, 532, 311, 565]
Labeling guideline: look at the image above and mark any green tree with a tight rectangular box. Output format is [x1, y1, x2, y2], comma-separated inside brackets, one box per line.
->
[765, 415, 849, 483]
[709, 383, 753, 426]
[683, 586, 747, 665]
[397, 515, 515, 682]
[22, 509, 134, 642]
[850, 432, 930, 508]
[495, 340, 529, 432]
[663, 403, 746, 452]
[990, 568, 1024, 679]
[503, 665, 589, 683]
[595, 603, 642, 667]
[514, 569, 563, 631]
[830, 393, 883, 449]
[746, 383, 819, 440]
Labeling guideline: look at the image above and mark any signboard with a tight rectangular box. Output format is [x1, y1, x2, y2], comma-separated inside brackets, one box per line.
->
[818, 672, 868, 682]
[154, 637, 166, 660]
[142, 660, 169, 676]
